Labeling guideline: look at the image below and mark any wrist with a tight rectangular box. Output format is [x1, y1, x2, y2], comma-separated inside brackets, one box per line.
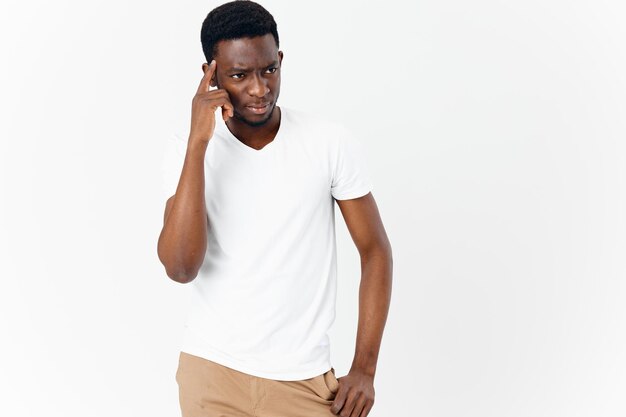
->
[187, 137, 210, 153]
[349, 362, 377, 378]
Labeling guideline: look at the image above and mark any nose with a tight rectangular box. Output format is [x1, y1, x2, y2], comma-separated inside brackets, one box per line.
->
[247, 73, 270, 98]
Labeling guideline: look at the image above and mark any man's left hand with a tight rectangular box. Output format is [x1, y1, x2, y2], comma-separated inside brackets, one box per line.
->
[330, 369, 375, 416]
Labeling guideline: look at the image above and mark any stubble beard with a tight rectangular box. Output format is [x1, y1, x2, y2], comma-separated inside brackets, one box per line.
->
[234, 101, 277, 127]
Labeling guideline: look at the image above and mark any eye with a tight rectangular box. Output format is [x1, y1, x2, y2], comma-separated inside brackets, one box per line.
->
[231, 73, 245, 79]
[266, 67, 277, 74]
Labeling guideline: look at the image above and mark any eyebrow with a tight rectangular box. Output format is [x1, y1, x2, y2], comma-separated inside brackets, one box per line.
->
[226, 61, 279, 72]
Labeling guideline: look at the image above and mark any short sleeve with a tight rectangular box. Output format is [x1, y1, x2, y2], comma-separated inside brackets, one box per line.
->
[161, 132, 187, 200]
[330, 128, 373, 200]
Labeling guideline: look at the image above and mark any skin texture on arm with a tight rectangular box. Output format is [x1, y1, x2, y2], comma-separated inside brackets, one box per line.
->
[330, 192, 393, 417]
[157, 141, 210, 283]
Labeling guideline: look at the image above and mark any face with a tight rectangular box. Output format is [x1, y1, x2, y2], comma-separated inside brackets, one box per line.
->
[207, 34, 283, 128]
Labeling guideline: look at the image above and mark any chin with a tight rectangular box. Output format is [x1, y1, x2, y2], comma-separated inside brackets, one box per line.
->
[238, 103, 276, 127]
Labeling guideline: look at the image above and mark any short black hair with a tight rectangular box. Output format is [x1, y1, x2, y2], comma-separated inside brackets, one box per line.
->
[200, 0, 280, 63]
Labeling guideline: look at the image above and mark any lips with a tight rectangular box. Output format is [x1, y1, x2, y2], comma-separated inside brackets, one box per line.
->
[246, 102, 270, 114]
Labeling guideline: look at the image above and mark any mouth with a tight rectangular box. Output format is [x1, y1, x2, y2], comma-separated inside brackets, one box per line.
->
[246, 102, 271, 115]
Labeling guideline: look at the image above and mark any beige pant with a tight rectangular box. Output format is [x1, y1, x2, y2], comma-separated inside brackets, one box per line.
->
[176, 351, 340, 417]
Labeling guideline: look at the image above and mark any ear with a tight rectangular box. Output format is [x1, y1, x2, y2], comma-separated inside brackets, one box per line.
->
[278, 51, 284, 65]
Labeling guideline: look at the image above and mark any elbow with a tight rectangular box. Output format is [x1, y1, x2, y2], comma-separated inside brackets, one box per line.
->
[360, 243, 393, 277]
[165, 267, 198, 284]
[157, 249, 200, 284]
[360, 240, 393, 262]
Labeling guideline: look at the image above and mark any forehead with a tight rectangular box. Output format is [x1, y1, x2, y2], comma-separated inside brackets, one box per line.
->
[215, 34, 278, 69]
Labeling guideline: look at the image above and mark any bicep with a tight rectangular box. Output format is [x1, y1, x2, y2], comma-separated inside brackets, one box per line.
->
[335, 192, 391, 256]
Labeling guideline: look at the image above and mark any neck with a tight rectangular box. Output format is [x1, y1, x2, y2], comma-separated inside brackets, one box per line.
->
[226, 105, 282, 145]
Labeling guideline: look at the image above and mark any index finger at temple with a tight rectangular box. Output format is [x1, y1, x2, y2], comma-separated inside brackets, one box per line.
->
[197, 60, 216, 94]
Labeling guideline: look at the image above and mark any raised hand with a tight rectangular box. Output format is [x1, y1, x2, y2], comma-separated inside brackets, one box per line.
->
[189, 59, 235, 145]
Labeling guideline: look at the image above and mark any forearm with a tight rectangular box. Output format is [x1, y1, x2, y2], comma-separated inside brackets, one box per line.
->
[157, 139, 209, 283]
[350, 247, 393, 378]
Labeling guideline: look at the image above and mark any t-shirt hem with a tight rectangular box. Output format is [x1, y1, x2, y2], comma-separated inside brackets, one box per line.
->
[332, 186, 371, 201]
[179, 343, 333, 381]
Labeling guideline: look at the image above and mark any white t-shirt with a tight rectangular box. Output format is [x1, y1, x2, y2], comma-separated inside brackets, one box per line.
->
[161, 106, 373, 381]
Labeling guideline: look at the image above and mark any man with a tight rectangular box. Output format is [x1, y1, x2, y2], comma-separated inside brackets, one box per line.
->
[157, 1, 393, 416]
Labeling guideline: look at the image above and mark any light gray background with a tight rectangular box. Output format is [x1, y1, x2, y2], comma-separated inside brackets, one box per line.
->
[1, 1, 625, 416]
